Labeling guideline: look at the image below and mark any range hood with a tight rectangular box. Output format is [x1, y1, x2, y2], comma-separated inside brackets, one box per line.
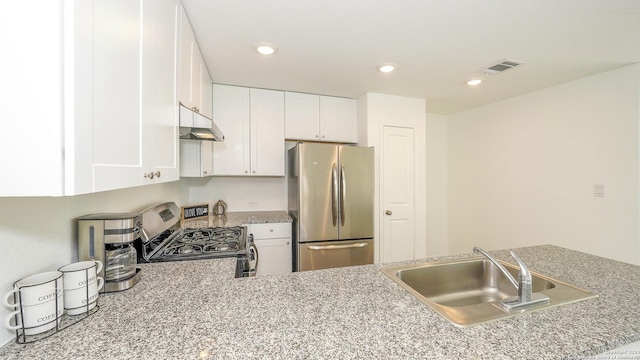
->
[178, 103, 224, 141]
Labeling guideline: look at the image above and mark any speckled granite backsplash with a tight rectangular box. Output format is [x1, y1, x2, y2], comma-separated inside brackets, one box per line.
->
[185, 210, 292, 228]
[1, 245, 639, 359]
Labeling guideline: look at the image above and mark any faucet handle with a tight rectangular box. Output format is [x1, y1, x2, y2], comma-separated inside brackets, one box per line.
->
[509, 251, 531, 281]
[510, 251, 533, 302]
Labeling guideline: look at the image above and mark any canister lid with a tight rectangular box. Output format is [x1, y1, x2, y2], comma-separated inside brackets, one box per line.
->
[77, 212, 141, 221]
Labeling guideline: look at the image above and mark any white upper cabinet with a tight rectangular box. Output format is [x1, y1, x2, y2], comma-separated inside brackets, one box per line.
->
[178, 6, 212, 118]
[0, 0, 179, 196]
[92, 0, 180, 191]
[319, 96, 358, 143]
[284, 92, 358, 143]
[180, 140, 213, 177]
[284, 92, 320, 141]
[91, 0, 145, 191]
[250, 88, 286, 176]
[142, 0, 180, 184]
[212, 85, 285, 176]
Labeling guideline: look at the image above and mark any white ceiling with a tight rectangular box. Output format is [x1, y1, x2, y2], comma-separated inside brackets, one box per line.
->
[181, 0, 640, 115]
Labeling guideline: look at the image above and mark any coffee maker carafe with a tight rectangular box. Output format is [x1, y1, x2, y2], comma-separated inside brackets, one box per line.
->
[77, 213, 143, 293]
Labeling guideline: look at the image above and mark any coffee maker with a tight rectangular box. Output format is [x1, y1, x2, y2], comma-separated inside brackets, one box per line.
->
[77, 213, 143, 293]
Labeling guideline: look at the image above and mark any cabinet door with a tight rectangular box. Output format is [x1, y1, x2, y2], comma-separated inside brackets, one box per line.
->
[0, 0, 66, 195]
[178, 5, 194, 109]
[246, 223, 292, 276]
[200, 66, 212, 118]
[320, 96, 358, 143]
[92, 0, 144, 192]
[250, 88, 285, 176]
[142, 0, 180, 183]
[284, 92, 319, 141]
[254, 238, 292, 276]
[191, 42, 204, 113]
[180, 140, 212, 177]
[212, 85, 251, 175]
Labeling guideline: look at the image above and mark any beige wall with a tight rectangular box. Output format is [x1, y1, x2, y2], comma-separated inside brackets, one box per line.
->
[447, 64, 640, 264]
[426, 113, 449, 256]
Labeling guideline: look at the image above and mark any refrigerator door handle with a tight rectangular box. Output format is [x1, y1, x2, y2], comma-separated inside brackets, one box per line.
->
[340, 164, 346, 226]
[308, 242, 369, 251]
[331, 163, 338, 227]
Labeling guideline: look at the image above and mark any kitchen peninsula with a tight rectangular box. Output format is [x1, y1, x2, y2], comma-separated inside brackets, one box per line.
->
[1, 245, 639, 359]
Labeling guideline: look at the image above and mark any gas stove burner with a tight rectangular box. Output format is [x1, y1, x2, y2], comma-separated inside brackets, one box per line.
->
[183, 228, 213, 239]
[179, 244, 200, 255]
[139, 225, 248, 262]
[202, 239, 240, 253]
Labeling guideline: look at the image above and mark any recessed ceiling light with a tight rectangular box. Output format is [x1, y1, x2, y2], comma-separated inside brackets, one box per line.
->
[377, 63, 397, 73]
[467, 79, 482, 86]
[255, 42, 278, 55]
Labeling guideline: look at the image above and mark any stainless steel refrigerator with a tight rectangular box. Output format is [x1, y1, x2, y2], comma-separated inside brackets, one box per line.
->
[288, 143, 374, 271]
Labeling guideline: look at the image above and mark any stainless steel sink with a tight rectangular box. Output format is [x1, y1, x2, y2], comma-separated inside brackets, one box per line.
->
[381, 257, 597, 327]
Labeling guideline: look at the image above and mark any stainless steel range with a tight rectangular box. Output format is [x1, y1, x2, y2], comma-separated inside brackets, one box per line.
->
[135, 202, 257, 277]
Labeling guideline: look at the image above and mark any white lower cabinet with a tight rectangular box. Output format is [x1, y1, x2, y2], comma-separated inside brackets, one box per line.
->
[244, 223, 292, 276]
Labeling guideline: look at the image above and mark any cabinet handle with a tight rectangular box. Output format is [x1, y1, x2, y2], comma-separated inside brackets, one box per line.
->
[244, 170, 248, 174]
[192, 106, 199, 113]
[322, 135, 325, 139]
[385, 210, 392, 215]
[252, 170, 256, 174]
[144, 171, 161, 180]
[269, 229, 274, 232]
[315, 134, 319, 138]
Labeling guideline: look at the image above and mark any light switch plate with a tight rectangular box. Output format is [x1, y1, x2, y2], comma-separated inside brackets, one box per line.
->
[594, 184, 606, 198]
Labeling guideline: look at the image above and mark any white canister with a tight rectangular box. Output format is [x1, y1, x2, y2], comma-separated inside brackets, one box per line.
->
[58, 260, 103, 315]
[3, 271, 65, 336]
[4, 297, 64, 335]
[58, 260, 103, 291]
[3, 271, 63, 308]
[64, 277, 104, 316]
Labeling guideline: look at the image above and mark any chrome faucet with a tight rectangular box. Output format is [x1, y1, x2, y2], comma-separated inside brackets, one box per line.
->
[473, 247, 549, 310]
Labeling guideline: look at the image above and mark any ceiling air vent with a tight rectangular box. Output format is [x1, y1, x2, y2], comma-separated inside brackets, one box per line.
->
[484, 59, 524, 75]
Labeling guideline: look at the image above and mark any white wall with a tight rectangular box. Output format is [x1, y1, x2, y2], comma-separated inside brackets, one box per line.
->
[0, 181, 192, 346]
[183, 176, 288, 211]
[447, 64, 640, 264]
[426, 113, 449, 256]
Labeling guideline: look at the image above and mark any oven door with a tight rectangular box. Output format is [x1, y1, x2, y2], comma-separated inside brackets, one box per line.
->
[296, 239, 373, 271]
[235, 255, 257, 278]
[235, 235, 258, 278]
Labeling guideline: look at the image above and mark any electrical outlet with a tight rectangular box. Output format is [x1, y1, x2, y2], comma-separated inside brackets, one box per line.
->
[594, 184, 606, 198]
[248, 200, 258, 207]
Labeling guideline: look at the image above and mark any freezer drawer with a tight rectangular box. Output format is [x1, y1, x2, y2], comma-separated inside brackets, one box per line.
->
[296, 239, 373, 271]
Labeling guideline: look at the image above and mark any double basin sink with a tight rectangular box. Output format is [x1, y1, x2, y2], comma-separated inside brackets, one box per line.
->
[381, 256, 597, 327]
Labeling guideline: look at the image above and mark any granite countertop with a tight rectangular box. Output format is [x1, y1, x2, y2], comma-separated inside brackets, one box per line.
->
[1, 245, 640, 359]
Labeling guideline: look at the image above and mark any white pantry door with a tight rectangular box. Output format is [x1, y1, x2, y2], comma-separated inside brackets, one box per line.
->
[381, 126, 416, 262]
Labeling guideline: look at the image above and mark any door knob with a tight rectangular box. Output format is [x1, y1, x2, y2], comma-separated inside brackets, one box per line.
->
[385, 210, 392, 215]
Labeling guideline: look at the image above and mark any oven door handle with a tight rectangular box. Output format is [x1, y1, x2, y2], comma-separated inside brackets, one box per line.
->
[307, 242, 369, 251]
[248, 234, 258, 274]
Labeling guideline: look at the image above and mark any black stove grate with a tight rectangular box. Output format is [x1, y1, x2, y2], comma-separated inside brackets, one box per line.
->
[138, 226, 247, 263]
